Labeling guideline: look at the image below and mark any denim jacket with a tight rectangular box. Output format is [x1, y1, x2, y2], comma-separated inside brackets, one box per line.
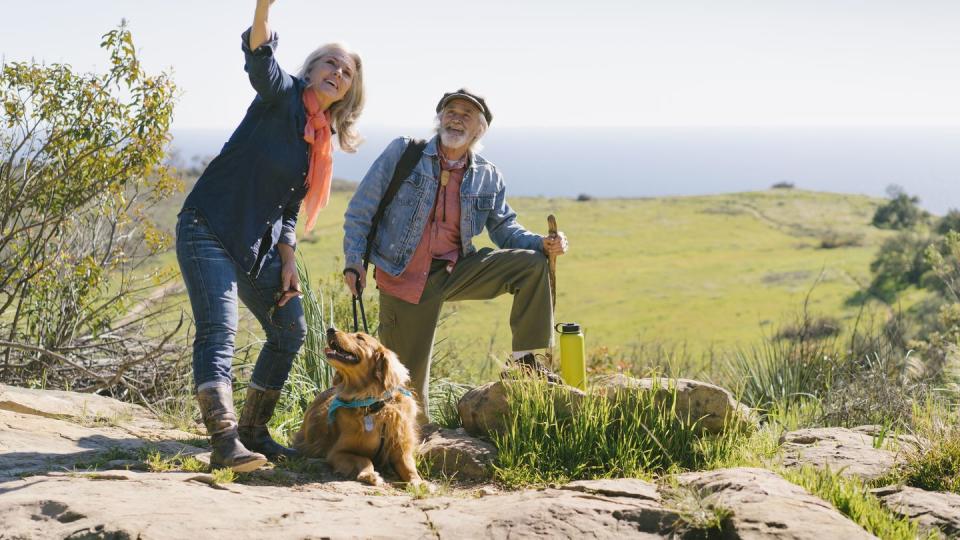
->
[343, 136, 543, 276]
[180, 28, 308, 277]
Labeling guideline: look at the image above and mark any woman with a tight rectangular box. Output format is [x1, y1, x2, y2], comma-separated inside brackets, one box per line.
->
[176, 0, 364, 471]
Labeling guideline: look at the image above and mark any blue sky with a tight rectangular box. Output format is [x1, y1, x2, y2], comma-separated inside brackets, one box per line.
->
[3, 0, 959, 130]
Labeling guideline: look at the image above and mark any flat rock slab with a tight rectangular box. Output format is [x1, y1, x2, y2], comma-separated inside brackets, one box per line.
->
[0, 383, 196, 441]
[678, 467, 876, 539]
[873, 485, 960, 538]
[780, 426, 918, 480]
[0, 473, 677, 539]
[0, 409, 204, 479]
[424, 482, 674, 539]
[562, 478, 661, 502]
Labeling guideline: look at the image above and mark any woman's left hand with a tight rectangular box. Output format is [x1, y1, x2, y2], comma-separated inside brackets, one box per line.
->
[542, 231, 569, 256]
[277, 261, 301, 307]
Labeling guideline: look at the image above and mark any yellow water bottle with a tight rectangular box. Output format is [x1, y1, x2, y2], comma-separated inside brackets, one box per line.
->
[556, 322, 586, 390]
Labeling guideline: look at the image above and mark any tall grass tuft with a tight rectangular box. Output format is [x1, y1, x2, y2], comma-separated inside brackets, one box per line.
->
[264, 258, 379, 442]
[491, 379, 703, 488]
[720, 337, 836, 415]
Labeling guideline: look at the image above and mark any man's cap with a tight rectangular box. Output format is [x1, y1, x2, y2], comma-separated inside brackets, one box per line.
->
[436, 89, 493, 125]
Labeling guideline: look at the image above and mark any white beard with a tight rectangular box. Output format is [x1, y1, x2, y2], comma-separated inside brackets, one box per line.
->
[439, 128, 470, 149]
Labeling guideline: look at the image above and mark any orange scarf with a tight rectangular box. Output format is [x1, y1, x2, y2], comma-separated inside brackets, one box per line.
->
[301, 89, 334, 233]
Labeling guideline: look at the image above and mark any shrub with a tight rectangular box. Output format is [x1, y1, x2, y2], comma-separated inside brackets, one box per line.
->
[868, 231, 935, 301]
[775, 316, 842, 341]
[819, 353, 923, 428]
[937, 209, 960, 235]
[576, 193, 593, 202]
[0, 24, 185, 400]
[771, 181, 795, 189]
[819, 229, 864, 249]
[491, 379, 704, 487]
[871, 186, 928, 230]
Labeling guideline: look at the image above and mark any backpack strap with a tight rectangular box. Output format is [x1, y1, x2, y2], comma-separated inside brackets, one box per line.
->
[362, 138, 427, 269]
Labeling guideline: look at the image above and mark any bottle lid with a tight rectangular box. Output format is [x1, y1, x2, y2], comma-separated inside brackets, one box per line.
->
[555, 322, 581, 334]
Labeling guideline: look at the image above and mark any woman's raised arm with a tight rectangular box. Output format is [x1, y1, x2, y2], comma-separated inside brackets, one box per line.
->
[249, 0, 276, 50]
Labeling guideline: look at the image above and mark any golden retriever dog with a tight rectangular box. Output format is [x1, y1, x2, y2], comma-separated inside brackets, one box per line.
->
[292, 328, 422, 487]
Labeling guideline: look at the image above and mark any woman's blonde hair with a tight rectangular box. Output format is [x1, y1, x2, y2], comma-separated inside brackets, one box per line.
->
[297, 43, 365, 153]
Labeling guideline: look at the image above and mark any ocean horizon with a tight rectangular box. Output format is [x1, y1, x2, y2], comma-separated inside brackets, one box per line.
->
[171, 126, 960, 215]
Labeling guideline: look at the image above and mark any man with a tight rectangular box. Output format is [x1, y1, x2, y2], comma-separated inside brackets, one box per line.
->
[342, 89, 569, 421]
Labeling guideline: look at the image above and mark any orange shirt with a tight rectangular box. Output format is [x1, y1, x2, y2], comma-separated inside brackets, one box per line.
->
[376, 160, 466, 304]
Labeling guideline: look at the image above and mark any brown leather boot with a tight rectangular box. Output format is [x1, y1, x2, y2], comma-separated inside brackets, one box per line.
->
[501, 353, 565, 385]
[196, 383, 268, 472]
[238, 386, 298, 462]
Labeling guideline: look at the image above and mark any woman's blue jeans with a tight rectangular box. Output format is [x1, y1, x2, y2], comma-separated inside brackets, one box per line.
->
[175, 208, 307, 390]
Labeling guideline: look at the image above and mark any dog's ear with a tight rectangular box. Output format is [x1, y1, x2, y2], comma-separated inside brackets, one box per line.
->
[374, 346, 409, 389]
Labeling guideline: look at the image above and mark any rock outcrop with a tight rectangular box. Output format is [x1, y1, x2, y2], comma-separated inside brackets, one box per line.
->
[418, 426, 497, 481]
[780, 425, 920, 480]
[873, 485, 960, 538]
[0, 384, 202, 479]
[594, 374, 756, 434]
[457, 376, 754, 439]
[676, 467, 875, 539]
[2, 383, 949, 539]
[458, 380, 585, 438]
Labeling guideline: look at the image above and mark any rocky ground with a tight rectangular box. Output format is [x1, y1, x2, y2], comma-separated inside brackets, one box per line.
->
[1, 382, 957, 539]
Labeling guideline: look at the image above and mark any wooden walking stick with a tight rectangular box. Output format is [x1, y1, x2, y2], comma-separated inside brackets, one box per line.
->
[547, 215, 558, 308]
[546, 215, 559, 367]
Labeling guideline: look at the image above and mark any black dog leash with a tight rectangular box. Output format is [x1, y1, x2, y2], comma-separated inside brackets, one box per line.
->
[342, 268, 369, 333]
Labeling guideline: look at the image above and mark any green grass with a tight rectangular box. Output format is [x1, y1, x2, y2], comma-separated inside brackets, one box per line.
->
[490, 378, 705, 488]
[894, 428, 960, 494]
[781, 465, 934, 540]
[142, 188, 895, 382]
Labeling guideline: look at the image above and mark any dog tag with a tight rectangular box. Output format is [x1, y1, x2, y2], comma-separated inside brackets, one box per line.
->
[363, 415, 374, 432]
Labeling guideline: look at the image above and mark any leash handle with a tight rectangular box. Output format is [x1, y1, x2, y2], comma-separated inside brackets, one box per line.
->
[342, 268, 369, 333]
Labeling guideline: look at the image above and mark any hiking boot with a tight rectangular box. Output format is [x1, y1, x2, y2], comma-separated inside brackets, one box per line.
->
[238, 386, 298, 462]
[196, 383, 268, 473]
[501, 353, 565, 385]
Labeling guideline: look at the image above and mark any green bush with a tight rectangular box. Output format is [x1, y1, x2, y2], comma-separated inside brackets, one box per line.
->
[868, 231, 936, 302]
[871, 187, 928, 230]
[937, 209, 960, 235]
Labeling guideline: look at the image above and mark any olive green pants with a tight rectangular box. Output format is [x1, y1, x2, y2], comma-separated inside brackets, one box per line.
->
[378, 248, 554, 422]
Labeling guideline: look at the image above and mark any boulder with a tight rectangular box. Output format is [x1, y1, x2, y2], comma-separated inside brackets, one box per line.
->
[458, 380, 586, 438]
[873, 485, 960, 538]
[594, 374, 756, 434]
[676, 467, 875, 539]
[418, 427, 498, 481]
[780, 426, 920, 480]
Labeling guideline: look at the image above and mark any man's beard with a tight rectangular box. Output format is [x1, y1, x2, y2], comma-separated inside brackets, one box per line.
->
[439, 127, 470, 149]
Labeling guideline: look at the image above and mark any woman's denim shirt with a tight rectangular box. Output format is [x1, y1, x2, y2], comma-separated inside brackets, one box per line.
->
[343, 136, 543, 276]
[181, 28, 308, 277]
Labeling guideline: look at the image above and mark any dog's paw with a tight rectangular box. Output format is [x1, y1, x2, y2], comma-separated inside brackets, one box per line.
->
[357, 470, 384, 486]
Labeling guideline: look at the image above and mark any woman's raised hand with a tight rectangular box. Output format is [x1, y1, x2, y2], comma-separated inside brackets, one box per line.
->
[250, 0, 277, 51]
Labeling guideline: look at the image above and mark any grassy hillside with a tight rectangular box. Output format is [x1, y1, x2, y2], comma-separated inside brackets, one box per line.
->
[149, 186, 892, 380]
